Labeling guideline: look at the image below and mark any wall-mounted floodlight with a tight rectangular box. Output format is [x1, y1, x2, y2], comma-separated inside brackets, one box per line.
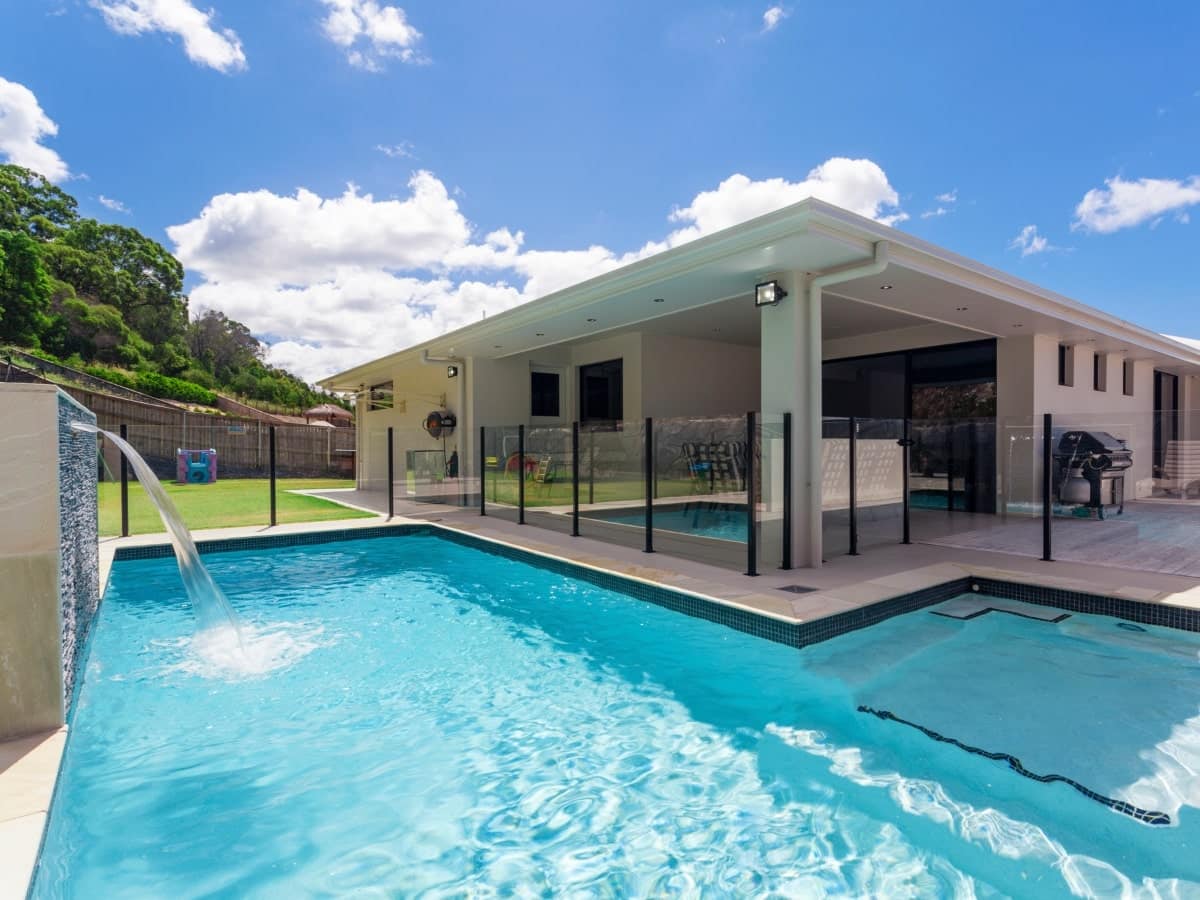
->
[755, 280, 787, 307]
[446, 364, 459, 378]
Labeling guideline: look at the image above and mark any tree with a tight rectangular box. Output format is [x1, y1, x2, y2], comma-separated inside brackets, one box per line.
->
[0, 230, 53, 346]
[186, 309, 262, 381]
[0, 165, 78, 239]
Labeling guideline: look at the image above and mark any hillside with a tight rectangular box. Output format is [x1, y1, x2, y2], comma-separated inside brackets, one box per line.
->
[0, 164, 346, 414]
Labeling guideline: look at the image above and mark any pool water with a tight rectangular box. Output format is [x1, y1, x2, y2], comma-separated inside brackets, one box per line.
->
[34, 534, 1200, 897]
[589, 501, 748, 542]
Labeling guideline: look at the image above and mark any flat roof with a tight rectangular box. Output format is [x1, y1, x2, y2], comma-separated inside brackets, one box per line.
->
[320, 198, 1200, 390]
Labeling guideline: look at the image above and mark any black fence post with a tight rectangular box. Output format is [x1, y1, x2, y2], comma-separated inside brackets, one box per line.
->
[901, 418, 912, 545]
[1043, 412, 1053, 562]
[119, 423, 129, 538]
[386, 426, 394, 520]
[848, 416, 859, 556]
[269, 425, 277, 526]
[746, 411, 758, 576]
[781, 411, 792, 570]
[518, 424, 526, 525]
[571, 422, 580, 536]
[479, 425, 486, 517]
[644, 417, 654, 553]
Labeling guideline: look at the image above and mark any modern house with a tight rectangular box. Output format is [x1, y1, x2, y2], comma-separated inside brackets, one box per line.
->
[320, 199, 1200, 569]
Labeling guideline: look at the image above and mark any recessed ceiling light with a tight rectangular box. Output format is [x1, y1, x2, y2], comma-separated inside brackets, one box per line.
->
[534, 332, 544, 337]
[652, 297, 665, 303]
[955, 306, 968, 312]
[880, 283, 894, 291]
[586, 318, 597, 323]
[1012, 324, 1024, 328]
[493, 344, 502, 349]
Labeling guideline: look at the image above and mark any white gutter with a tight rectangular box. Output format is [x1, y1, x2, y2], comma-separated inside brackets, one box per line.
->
[420, 350, 468, 496]
[806, 241, 889, 566]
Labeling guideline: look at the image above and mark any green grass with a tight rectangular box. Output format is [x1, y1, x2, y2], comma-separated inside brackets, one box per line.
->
[98, 478, 372, 536]
[483, 476, 729, 508]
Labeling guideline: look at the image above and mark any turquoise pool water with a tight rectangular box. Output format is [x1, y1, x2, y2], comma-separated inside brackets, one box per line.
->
[590, 501, 748, 542]
[34, 534, 1200, 896]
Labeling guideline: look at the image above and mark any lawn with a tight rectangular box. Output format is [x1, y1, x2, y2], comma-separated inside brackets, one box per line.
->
[98, 478, 373, 536]
[482, 475, 736, 508]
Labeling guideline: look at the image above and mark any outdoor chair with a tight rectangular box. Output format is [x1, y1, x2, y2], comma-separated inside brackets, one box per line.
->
[1161, 440, 1200, 498]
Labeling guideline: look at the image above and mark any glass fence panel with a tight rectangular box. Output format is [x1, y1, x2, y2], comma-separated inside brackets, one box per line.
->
[520, 426, 575, 536]
[481, 426, 521, 524]
[905, 417, 1001, 547]
[576, 421, 646, 552]
[97, 418, 362, 536]
[755, 413, 787, 571]
[1044, 410, 1200, 578]
[853, 418, 905, 551]
[649, 415, 748, 571]
[821, 418, 851, 558]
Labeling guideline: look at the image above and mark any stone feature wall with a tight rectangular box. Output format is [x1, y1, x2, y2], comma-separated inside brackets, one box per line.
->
[56, 392, 99, 701]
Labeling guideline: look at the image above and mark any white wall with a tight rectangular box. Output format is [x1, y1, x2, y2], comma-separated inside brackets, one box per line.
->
[641, 335, 760, 419]
[822, 323, 985, 362]
[1033, 334, 1157, 495]
[359, 360, 459, 489]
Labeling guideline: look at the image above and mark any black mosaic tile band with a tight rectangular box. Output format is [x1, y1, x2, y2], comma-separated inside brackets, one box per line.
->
[112, 524, 433, 560]
[858, 705, 1170, 826]
[930, 606, 1071, 624]
[969, 577, 1200, 634]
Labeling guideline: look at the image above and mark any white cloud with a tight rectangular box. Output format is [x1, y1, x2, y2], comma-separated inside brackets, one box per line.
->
[171, 158, 908, 382]
[319, 0, 424, 70]
[1073, 175, 1200, 234]
[762, 6, 788, 32]
[376, 141, 415, 158]
[167, 172, 471, 284]
[935, 189, 958, 204]
[1009, 224, 1049, 257]
[98, 194, 130, 214]
[0, 77, 70, 181]
[920, 188, 957, 219]
[90, 0, 246, 72]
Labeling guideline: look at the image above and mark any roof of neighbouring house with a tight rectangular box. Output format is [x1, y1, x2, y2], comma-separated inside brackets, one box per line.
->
[304, 403, 353, 419]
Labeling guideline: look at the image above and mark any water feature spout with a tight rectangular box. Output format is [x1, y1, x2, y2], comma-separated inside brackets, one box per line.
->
[74, 423, 245, 646]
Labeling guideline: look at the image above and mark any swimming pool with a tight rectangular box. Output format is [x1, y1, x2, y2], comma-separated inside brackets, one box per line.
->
[586, 501, 748, 542]
[34, 530, 1199, 896]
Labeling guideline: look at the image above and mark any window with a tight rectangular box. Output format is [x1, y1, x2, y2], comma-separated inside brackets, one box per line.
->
[1058, 344, 1074, 387]
[530, 371, 560, 417]
[579, 358, 623, 423]
[1093, 352, 1107, 392]
[368, 381, 393, 410]
[1122, 359, 1135, 397]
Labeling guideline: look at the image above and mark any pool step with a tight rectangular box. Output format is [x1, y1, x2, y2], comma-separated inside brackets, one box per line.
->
[931, 596, 1069, 623]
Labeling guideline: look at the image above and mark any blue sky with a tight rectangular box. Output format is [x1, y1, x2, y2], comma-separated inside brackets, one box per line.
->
[1, 0, 1198, 379]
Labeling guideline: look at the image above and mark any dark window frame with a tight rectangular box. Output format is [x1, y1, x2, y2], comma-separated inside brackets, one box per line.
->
[1122, 359, 1135, 397]
[530, 370, 561, 418]
[578, 357, 624, 424]
[1093, 351, 1107, 392]
[1058, 344, 1074, 387]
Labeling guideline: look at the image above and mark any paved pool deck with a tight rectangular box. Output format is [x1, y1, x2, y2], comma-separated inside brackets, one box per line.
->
[5, 496, 1200, 897]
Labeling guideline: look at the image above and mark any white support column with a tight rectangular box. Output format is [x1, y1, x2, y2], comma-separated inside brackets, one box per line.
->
[760, 270, 821, 567]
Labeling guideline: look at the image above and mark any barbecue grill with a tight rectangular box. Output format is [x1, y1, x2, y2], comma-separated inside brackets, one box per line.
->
[1052, 429, 1132, 518]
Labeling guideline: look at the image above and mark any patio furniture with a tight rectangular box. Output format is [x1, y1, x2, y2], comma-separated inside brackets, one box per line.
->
[1162, 440, 1200, 498]
[682, 441, 744, 492]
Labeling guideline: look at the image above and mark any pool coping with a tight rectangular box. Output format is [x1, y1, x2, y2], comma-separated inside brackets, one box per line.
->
[6, 517, 1200, 898]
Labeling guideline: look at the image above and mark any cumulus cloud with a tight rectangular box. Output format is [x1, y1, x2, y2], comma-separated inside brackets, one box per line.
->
[1009, 224, 1050, 256]
[90, 0, 246, 72]
[921, 188, 958, 219]
[171, 158, 908, 381]
[98, 194, 130, 214]
[762, 6, 788, 32]
[1073, 175, 1200, 233]
[319, 0, 424, 70]
[0, 77, 70, 181]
